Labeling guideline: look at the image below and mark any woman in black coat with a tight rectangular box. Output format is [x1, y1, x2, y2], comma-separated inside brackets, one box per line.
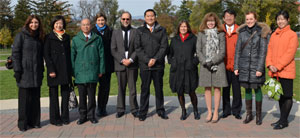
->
[44, 16, 72, 126]
[12, 15, 44, 132]
[91, 13, 114, 117]
[168, 21, 199, 120]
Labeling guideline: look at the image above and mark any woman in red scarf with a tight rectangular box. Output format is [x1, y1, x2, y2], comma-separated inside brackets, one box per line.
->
[168, 21, 200, 120]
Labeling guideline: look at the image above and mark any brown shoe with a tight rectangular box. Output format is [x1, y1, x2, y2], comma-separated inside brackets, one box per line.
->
[243, 100, 253, 124]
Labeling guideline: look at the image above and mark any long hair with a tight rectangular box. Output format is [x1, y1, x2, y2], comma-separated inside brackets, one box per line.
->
[176, 20, 192, 35]
[24, 15, 44, 40]
[199, 12, 223, 32]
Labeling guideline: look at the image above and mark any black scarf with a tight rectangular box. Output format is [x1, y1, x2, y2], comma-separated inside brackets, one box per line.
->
[121, 25, 131, 51]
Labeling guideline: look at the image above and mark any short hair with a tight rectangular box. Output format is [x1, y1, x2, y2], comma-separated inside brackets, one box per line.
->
[275, 10, 289, 20]
[50, 15, 66, 30]
[144, 9, 156, 17]
[24, 15, 44, 40]
[176, 20, 192, 35]
[121, 11, 132, 19]
[223, 9, 236, 17]
[199, 12, 223, 32]
[245, 11, 258, 19]
[94, 13, 107, 22]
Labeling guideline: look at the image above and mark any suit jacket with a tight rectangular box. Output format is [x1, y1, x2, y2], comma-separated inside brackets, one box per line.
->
[111, 28, 138, 71]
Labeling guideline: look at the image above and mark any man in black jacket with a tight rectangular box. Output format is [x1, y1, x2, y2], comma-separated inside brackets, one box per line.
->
[135, 9, 168, 121]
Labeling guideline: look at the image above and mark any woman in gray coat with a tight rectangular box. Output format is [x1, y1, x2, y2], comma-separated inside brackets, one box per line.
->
[234, 11, 270, 125]
[196, 12, 228, 123]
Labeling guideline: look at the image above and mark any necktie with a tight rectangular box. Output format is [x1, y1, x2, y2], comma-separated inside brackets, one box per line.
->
[228, 26, 232, 36]
[149, 27, 153, 33]
[124, 31, 128, 51]
[86, 37, 88, 42]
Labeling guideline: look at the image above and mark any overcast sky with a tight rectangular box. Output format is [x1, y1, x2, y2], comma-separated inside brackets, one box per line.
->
[10, 0, 182, 17]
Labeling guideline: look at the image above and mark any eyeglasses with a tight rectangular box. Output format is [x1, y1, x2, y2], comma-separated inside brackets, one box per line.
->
[122, 18, 130, 21]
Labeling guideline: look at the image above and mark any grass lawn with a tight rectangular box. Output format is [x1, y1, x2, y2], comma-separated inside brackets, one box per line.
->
[0, 48, 299, 101]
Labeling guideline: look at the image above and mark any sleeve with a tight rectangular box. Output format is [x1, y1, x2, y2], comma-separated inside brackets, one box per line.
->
[12, 33, 23, 72]
[212, 32, 226, 65]
[167, 38, 174, 65]
[98, 38, 105, 74]
[196, 33, 206, 65]
[153, 28, 168, 60]
[110, 30, 125, 63]
[234, 34, 242, 70]
[274, 33, 298, 71]
[43, 36, 55, 73]
[266, 35, 274, 68]
[135, 29, 150, 64]
[71, 38, 77, 76]
[256, 35, 269, 72]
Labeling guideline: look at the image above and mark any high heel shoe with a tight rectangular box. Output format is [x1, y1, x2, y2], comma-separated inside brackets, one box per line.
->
[211, 114, 219, 123]
[180, 109, 187, 120]
[205, 113, 213, 123]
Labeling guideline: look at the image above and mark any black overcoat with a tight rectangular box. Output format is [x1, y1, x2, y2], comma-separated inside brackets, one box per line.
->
[12, 28, 44, 88]
[135, 22, 168, 70]
[91, 26, 114, 73]
[167, 34, 199, 93]
[43, 31, 72, 86]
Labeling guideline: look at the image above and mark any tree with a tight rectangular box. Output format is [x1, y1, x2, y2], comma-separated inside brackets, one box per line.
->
[98, 0, 119, 27]
[189, 0, 223, 31]
[176, 0, 193, 22]
[153, 0, 177, 16]
[76, 0, 98, 20]
[156, 14, 176, 36]
[0, 26, 13, 48]
[30, 0, 72, 33]
[13, 0, 32, 35]
[0, 0, 13, 31]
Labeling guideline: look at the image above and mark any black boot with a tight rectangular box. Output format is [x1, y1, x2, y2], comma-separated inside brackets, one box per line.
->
[256, 101, 262, 125]
[243, 100, 253, 124]
[180, 109, 187, 120]
[193, 108, 200, 120]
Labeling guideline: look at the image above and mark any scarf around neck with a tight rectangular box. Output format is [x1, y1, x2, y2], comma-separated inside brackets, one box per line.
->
[54, 29, 65, 41]
[96, 24, 106, 35]
[204, 28, 219, 71]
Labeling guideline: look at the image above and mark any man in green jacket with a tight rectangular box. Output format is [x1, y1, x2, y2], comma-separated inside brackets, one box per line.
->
[71, 18, 105, 125]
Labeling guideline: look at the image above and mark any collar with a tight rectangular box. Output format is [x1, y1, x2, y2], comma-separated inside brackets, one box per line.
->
[83, 32, 91, 39]
[275, 25, 290, 35]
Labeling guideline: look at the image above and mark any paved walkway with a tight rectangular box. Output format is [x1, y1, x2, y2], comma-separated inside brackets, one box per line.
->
[0, 95, 299, 137]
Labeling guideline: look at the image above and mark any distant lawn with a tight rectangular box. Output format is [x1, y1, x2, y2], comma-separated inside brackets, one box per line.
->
[0, 62, 299, 101]
[0, 48, 299, 101]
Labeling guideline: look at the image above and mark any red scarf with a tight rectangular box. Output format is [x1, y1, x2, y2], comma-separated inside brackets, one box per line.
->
[180, 33, 189, 42]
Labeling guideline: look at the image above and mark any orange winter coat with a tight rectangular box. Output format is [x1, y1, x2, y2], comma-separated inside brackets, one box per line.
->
[266, 25, 299, 79]
[224, 24, 239, 71]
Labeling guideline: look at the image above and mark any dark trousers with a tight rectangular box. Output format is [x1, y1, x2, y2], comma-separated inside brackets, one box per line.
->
[78, 83, 97, 120]
[116, 68, 139, 113]
[49, 85, 70, 124]
[139, 69, 165, 116]
[18, 87, 41, 130]
[222, 70, 242, 115]
[278, 78, 293, 124]
[97, 73, 111, 111]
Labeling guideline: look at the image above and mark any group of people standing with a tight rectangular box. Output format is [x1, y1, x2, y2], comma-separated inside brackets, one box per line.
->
[11, 8, 298, 132]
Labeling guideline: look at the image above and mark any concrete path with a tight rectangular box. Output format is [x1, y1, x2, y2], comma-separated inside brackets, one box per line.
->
[0, 95, 299, 137]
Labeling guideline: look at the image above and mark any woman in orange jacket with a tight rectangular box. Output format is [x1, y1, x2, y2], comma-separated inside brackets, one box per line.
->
[266, 10, 299, 130]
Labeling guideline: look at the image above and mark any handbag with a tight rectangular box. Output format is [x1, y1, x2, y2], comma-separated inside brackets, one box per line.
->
[68, 84, 78, 110]
[263, 72, 283, 101]
[5, 56, 13, 69]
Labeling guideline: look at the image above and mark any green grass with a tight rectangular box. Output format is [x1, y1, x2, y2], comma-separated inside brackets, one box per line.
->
[1, 63, 299, 101]
[295, 50, 300, 58]
[0, 48, 299, 101]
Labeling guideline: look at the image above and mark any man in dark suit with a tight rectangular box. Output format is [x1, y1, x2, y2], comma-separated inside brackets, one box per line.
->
[135, 9, 168, 121]
[111, 11, 139, 118]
